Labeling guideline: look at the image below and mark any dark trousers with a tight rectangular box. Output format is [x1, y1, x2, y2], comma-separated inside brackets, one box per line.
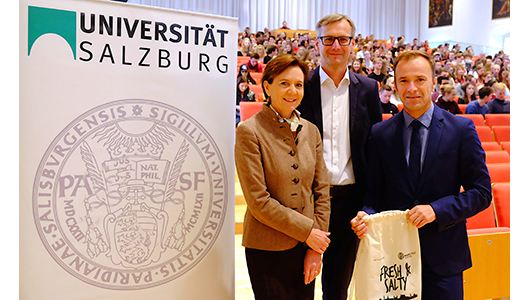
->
[245, 243, 314, 300]
[322, 184, 361, 300]
[421, 258, 464, 300]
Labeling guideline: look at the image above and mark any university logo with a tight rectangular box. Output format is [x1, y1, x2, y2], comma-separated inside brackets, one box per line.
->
[28, 6, 77, 58]
[33, 99, 228, 289]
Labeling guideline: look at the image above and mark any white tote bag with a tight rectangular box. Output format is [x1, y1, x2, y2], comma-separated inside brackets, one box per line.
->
[350, 210, 421, 300]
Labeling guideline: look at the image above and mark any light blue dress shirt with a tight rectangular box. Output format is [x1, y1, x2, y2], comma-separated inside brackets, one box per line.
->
[403, 103, 434, 171]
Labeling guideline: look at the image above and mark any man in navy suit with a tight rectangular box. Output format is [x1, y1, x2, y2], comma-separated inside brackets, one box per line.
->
[351, 51, 491, 299]
[297, 13, 381, 300]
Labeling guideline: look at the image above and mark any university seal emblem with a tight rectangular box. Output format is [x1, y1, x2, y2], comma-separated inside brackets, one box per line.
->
[33, 99, 228, 289]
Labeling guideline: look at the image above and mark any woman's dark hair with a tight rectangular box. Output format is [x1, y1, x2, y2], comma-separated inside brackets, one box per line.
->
[261, 54, 309, 100]
[461, 82, 477, 104]
[237, 76, 249, 86]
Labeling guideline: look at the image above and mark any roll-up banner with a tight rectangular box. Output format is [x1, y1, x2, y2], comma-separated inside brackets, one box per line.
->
[20, 0, 236, 299]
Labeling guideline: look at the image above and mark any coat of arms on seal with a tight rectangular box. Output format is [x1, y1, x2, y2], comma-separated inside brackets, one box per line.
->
[33, 99, 228, 290]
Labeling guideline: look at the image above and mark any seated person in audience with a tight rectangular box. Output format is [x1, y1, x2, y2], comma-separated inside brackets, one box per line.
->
[364, 50, 374, 70]
[455, 74, 473, 97]
[383, 75, 401, 106]
[439, 68, 455, 86]
[477, 71, 494, 89]
[236, 76, 256, 105]
[491, 64, 501, 81]
[357, 44, 369, 59]
[472, 62, 485, 83]
[465, 86, 493, 116]
[291, 39, 299, 54]
[452, 64, 467, 84]
[433, 59, 443, 77]
[488, 83, 510, 114]
[458, 82, 477, 104]
[379, 85, 399, 115]
[246, 53, 264, 72]
[435, 84, 462, 114]
[500, 70, 510, 97]
[238, 64, 257, 85]
[384, 50, 394, 67]
[432, 76, 450, 102]
[263, 45, 278, 64]
[278, 46, 287, 56]
[308, 45, 319, 60]
[367, 58, 386, 83]
[350, 58, 367, 76]
[240, 37, 252, 56]
[235, 76, 256, 125]
[256, 45, 266, 62]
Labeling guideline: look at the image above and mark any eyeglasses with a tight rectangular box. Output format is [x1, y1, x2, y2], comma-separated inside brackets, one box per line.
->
[318, 36, 353, 46]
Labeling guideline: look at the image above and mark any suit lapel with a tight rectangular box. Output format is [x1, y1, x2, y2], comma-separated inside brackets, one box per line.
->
[308, 68, 323, 133]
[417, 106, 445, 191]
[391, 113, 412, 187]
[348, 71, 359, 135]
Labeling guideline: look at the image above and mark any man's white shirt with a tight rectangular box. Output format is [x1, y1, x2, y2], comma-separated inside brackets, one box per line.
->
[319, 67, 356, 185]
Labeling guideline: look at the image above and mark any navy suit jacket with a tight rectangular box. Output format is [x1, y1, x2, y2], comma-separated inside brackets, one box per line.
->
[363, 105, 492, 276]
[298, 67, 382, 211]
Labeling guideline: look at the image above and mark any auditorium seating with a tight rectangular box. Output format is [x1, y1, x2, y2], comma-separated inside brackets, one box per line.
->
[485, 150, 510, 164]
[459, 114, 486, 127]
[485, 114, 510, 127]
[458, 104, 467, 113]
[237, 56, 250, 72]
[382, 113, 393, 121]
[463, 180, 510, 299]
[487, 163, 510, 183]
[492, 125, 510, 144]
[240, 102, 264, 122]
[481, 141, 501, 151]
[466, 201, 497, 229]
[492, 183, 510, 228]
[255, 92, 265, 102]
[251, 73, 263, 84]
[500, 141, 510, 154]
[249, 84, 263, 95]
[237, 56, 250, 64]
[475, 126, 494, 142]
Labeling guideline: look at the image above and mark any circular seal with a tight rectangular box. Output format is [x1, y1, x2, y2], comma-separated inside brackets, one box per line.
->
[33, 99, 228, 290]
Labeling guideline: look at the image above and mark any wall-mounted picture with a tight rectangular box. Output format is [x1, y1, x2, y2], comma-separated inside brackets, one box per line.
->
[428, 0, 453, 28]
[492, 0, 510, 19]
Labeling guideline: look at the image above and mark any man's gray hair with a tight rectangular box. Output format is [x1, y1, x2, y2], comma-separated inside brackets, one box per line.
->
[316, 14, 356, 37]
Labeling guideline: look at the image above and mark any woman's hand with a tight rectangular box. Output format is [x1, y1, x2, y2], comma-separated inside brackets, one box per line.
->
[305, 228, 330, 254]
[350, 211, 368, 239]
[303, 249, 322, 285]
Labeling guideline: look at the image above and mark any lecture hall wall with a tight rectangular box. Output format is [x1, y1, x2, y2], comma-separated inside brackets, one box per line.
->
[419, 0, 510, 55]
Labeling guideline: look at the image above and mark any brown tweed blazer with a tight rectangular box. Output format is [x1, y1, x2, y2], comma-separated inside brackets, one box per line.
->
[235, 104, 330, 251]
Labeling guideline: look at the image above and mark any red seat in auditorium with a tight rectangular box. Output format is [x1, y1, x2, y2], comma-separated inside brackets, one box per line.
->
[475, 126, 494, 142]
[240, 102, 264, 122]
[485, 114, 510, 128]
[481, 141, 501, 151]
[485, 151, 510, 164]
[487, 163, 510, 183]
[466, 202, 496, 229]
[492, 126, 510, 144]
[500, 141, 510, 154]
[492, 183, 510, 228]
[459, 114, 486, 127]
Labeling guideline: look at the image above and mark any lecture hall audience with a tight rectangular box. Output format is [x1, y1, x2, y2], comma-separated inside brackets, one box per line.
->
[236, 24, 511, 123]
